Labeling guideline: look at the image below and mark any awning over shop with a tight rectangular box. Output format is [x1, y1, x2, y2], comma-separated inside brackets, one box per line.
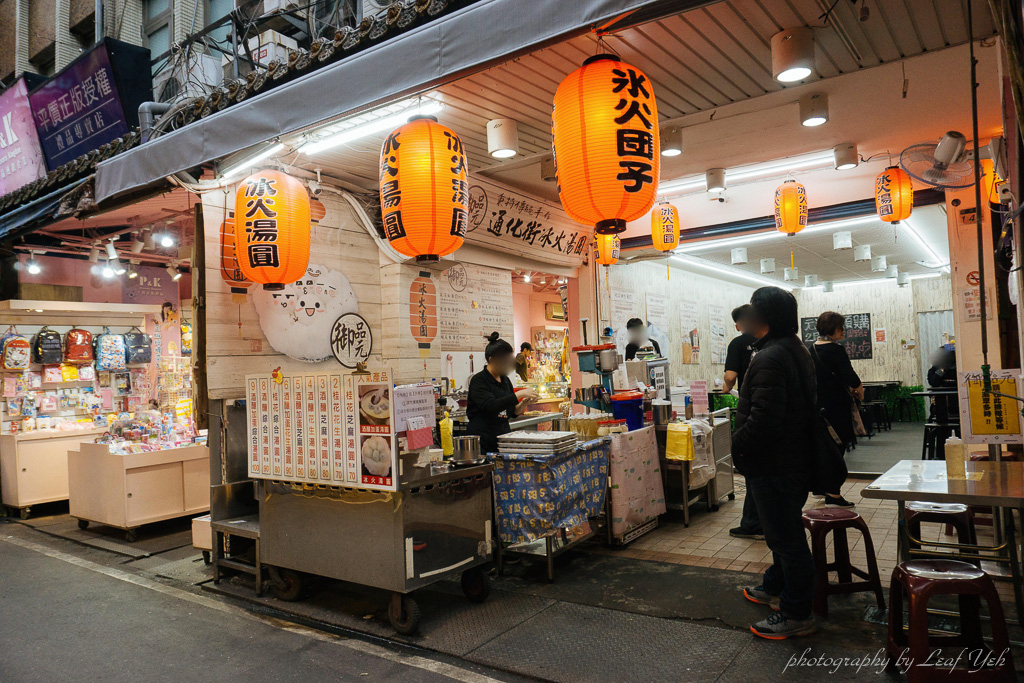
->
[95, 0, 690, 204]
[0, 179, 89, 242]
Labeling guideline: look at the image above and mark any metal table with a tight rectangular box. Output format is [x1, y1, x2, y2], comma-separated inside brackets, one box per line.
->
[508, 412, 560, 430]
[860, 459, 1024, 625]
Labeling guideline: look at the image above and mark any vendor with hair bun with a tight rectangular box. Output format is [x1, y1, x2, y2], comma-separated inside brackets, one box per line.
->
[466, 331, 539, 454]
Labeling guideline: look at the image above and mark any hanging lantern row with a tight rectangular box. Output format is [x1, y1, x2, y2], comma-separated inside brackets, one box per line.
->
[593, 234, 620, 265]
[552, 55, 660, 235]
[233, 169, 311, 291]
[875, 165, 913, 224]
[379, 115, 469, 262]
[650, 202, 679, 252]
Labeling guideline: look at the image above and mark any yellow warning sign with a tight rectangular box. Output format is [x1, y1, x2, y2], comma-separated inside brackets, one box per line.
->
[959, 371, 1024, 444]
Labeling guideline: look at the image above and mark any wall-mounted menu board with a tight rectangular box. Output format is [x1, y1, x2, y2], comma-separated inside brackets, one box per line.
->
[801, 313, 872, 360]
[437, 263, 513, 352]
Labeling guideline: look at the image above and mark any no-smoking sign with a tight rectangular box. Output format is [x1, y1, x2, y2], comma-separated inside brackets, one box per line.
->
[966, 271, 980, 286]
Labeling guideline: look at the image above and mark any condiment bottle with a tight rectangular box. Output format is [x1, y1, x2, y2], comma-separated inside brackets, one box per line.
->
[944, 435, 966, 480]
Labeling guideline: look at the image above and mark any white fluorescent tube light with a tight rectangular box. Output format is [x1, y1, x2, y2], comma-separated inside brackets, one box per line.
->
[301, 100, 444, 156]
[660, 151, 835, 196]
[678, 215, 878, 254]
[669, 255, 795, 291]
[220, 142, 286, 180]
[901, 218, 944, 266]
[805, 272, 942, 290]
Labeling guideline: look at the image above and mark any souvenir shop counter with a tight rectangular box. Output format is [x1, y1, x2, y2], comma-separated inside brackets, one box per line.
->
[0, 427, 109, 518]
[68, 441, 209, 541]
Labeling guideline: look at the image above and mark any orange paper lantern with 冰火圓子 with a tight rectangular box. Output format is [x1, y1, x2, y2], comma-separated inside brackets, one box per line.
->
[219, 211, 253, 294]
[408, 270, 437, 357]
[651, 202, 679, 252]
[552, 54, 660, 235]
[593, 234, 620, 266]
[234, 169, 311, 291]
[774, 180, 808, 236]
[875, 166, 913, 224]
[379, 115, 468, 262]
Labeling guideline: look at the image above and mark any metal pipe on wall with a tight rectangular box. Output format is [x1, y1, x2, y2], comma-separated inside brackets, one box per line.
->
[95, 0, 103, 43]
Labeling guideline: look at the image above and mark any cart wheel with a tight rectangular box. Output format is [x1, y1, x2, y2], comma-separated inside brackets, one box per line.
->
[124, 529, 138, 542]
[727, 493, 736, 501]
[388, 594, 420, 635]
[460, 566, 491, 603]
[77, 519, 89, 530]
[201, 550, 211, 565]
[19, 507, 30, 520]
[273, 568, 304, 602]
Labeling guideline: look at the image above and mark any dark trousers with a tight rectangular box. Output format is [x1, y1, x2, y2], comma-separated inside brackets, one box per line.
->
[746, 472, 816, 620]
[738, 479, 762, 534]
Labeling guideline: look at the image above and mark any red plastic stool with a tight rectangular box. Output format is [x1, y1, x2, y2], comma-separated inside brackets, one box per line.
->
[802, 508, 886, 617]
[887, 560, 1016, 682]
[904, 502, 977, 550]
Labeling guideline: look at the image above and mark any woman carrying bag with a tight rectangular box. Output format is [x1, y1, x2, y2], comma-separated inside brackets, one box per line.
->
[808, 311, 863, 509]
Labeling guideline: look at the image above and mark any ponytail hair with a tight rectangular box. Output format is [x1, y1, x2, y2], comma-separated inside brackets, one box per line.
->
[484, 331, 514, 361]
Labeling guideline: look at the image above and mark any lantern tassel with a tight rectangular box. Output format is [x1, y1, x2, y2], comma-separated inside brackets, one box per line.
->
[667, 263, 670, 281]
[605, 266, 609, 291]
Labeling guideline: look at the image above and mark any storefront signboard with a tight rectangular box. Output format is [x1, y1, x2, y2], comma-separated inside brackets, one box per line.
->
[436, 263, 513, 352]
[465, 176, 590, 268]
[123, 265, 180, 304]
[0, 76, 47, 197]
[28, 38, 152, 171]
[956, 370, 1024, 444]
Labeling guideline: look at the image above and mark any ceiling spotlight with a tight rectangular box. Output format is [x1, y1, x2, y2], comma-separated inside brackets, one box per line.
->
[731, 247, 748, 265]
[131, 232, 145, 253]
[25, 254, 41, 275]
[486, 118, 519, 159]
[822, 281, 834, 292]
[804, 274, 819, 287]
[524, 273, 531, 283]
[539, 277, 547, 285]
[799, 92, 829, 127]
[167, 264, 182, 281]
[705, 168, 726, 193]
[127, 261, 138, 279]
[784, 267, 799, 282]
[897, 271, 909, 287]
[832, 142, 858, 170]
[871, 255, 888, 272]
[661, 125, 682, 157]
[159, 233, 175, 248]
[760, 258, 776, 274]
[833, 231, 853, 250]
[540, 154, 556, 182]
[144, 231, 155, 250]
[88, 244, 100, 263]
[105, 240, 118, 259]
[854, 244, 872, 262]
[111, 259, 126, 275]
[885, 264, 899, 279]
[102, 261, 116, 278]
[772, 27, 815, 83]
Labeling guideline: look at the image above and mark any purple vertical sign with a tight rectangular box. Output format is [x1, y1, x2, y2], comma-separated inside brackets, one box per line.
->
[29, 44, 130, 170]
[0, 78, 47, 196]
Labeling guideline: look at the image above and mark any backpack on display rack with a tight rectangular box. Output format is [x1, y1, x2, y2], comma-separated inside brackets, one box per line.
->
[33, 326, 64, 365]
[180, 321, 192, 356]
[94, 327, 127, 371]
[64, 328, 94, 364]
[0, 327, 31, 370]
[124, 327, 153, 365]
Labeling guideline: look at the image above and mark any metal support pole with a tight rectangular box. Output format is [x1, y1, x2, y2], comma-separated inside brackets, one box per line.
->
[94, 0, 103, 44]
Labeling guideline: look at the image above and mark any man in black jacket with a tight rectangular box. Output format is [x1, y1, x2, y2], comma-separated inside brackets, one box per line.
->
[732, 286, 818, 639]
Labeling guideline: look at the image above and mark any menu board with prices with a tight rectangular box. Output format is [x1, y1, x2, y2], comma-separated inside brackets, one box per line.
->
[246, 369, 398, 491]
[437, 263, 513, 352]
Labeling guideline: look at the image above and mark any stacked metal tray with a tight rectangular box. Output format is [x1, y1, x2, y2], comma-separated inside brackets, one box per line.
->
[497, 430, 578, 455]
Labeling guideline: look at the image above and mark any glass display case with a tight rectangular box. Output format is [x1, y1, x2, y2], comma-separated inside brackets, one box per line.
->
[530, 325, 569, 382]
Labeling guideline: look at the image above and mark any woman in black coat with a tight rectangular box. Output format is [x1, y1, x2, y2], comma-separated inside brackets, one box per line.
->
[807, 311, 862, 508]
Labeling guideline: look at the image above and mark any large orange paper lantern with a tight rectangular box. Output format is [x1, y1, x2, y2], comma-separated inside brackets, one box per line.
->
[594, 234, 620, 265]
[219, 211, 253, 293]
[774, 180, 808, 236]
[651, 202, 679, 252]
[379, 115, 468, 262]
[234, 169, 311, 291]
[552, 54, 660, 234]
[875, 166, 913, 224]
[408, 271, 438, 356]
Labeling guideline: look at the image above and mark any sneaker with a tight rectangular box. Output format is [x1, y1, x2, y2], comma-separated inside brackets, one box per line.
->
[750, 611, 818, 640]
[742, 585, 780, 610]
[824, 495, 856, 508]
[729, 527, 765, 540]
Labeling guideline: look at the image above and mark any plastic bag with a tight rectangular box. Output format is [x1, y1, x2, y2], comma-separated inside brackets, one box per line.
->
[687, 419, 716, 490]
[664, 423, 693, 461]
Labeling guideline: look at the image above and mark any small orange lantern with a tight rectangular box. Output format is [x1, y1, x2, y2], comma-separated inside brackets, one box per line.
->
[234, 169, 311, 291]
[552, 55, 660, 234]
[379, 115, 468, 262]
[774, 180, 808, 236]
[310, 197, 326, 224]
[594, 234, 620, 266]
[219, 211, 252, 294]
[408, 270, 438, 357]
[875, 166, 913, 224]
[651, 202, 679, 252]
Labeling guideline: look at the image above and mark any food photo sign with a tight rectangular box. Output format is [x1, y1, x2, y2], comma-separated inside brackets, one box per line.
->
[246, 368, 397, 491]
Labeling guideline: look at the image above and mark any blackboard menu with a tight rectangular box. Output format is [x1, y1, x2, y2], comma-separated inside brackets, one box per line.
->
[801, 313, 872, 359]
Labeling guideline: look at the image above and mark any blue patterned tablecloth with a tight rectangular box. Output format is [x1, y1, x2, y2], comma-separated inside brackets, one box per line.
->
[489, 438, 609, 544]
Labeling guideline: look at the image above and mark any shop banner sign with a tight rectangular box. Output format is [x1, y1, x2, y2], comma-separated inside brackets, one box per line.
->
[29, 38, 152, 171]
[122, 264, 180, 305]
[0, 76, 47, 197]
[465, 175, 590, 268]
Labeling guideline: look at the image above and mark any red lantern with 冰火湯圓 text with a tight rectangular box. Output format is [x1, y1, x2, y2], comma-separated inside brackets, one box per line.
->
[875, 166, 913, 224]
[234, 169, 311, 291]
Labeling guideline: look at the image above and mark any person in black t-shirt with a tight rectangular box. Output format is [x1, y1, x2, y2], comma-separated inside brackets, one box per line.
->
[624, 318, 661, 360]
[466, 332, 538, 454]
[724, 304, 756, 392]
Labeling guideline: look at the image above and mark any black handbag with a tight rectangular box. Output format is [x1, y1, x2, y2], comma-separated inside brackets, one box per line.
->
[788, 345, 848, 493]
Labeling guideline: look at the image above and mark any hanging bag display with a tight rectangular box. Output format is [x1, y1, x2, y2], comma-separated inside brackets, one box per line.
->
[64, 328, 94, 364]
[33, 326, 64, 365]
[0, 327, 31, 370]
[124, 327, 153, 365]
[180, 321, 193, 356]
[94, 327, 127, 371]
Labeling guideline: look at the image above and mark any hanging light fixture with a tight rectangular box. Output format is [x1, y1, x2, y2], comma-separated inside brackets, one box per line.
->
[131, 232, 145, 253]
[486, 118, 519, 159]
[833, 231, 853, 250]
[379, 115, 469, 262]
[235, 169, 312, 289]
[871, 255, 888, 272]
[102, 260, 116, 278]
[799, 92, 829, 127]
[854, 244, 871, 262]
[731, 248, 748, 265]
[650, 202, 679, 252]
[774, 180, 808, 235]
[875, 166, 913, 224]
[25, 253, 41, 275]
[127, 261, 139, 279]
[897, 271, 910, 287]
[88, 244, 100, 263]
[105, 240, 118, 260]
[594, 234, 620, 265]
[822, 281, 834, 292]
[760, 258, 776, 274]
[885, 264, 899, 279]
[552, 54, 660, 234]
[832, 142, 858, 170]
[540, 155, 556, 182]
[159, 232, 175, 248]
[167, 264, 183, 281]
[772, 27, 815, 82]
[705, 168, 726, 193]
[661, 125, 682, 157]
[524, 272, 531, 283]
[784, 267, 799, 282]
[804, 274, 819, 287]
[143, 231, 155, 251]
